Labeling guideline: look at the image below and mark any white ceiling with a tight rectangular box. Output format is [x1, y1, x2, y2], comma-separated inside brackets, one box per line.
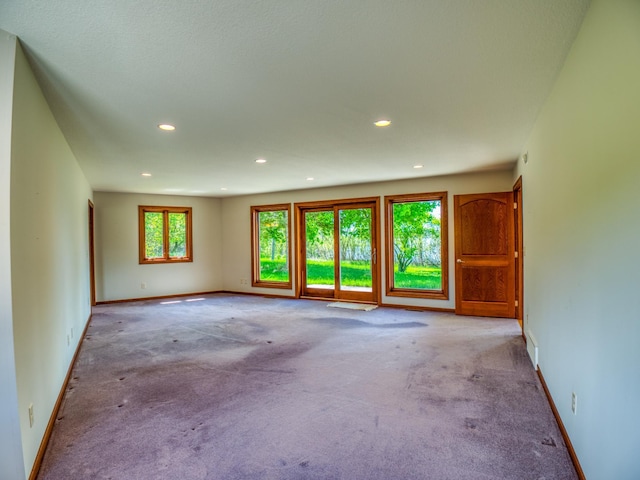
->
[0, 0, 589, 197]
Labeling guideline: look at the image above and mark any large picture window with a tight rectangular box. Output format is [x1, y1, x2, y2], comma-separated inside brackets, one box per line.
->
[251, 204, 292, 288]
[138, 206, 192, 264]
[384, 192, 448, 299]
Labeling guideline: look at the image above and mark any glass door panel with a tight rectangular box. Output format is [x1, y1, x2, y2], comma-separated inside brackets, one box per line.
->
[304, 210, 335, 291]
[298, 200, 378, 303]
[339, 208, 372, 293]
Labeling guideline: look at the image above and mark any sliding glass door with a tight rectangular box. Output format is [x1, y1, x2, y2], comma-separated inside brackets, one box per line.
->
[297, 199, 379, 303]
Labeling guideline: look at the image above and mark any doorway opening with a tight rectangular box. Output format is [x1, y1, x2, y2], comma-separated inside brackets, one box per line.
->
[513, 177, 524, 337]
[88, 199, 96, 306]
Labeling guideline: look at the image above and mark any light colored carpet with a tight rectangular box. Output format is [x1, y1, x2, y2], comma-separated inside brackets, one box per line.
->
[37, 294, 577, 480]
[326, 301, 378, 311]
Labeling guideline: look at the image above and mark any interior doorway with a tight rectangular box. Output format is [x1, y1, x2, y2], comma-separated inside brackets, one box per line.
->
[513, 177, 524, 336]
[295, 198, 379, 303]
[88, 199, 96, 306]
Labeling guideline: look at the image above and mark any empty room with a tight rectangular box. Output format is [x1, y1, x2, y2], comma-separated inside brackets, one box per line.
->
[1, 1, 638, 479]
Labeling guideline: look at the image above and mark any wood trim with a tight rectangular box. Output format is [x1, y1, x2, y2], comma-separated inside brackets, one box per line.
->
[537, 368, 586, 480]
[294, 196, 380, 210]
[384, 192, 449, 300]
[29, 314, 92, 480]
[219, 290, 295, 300]
[379, 302, 455, 313]
[250, 203, 293, 289]
[88, 200, 96, 306]
[513, 176, 524, 338]
[95, 290, 222, 305]
[299, 295, 375, 305]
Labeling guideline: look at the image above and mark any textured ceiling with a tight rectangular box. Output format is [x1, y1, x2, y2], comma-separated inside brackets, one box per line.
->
[0, 0, 590, 197]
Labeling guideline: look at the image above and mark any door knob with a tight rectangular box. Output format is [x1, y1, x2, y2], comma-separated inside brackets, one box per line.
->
[456, 259, 464, 263]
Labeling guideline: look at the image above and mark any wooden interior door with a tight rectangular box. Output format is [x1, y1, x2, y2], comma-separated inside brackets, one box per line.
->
[454, 192, 515, 318]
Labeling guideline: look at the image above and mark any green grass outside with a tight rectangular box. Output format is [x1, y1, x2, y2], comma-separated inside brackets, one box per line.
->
[258, 258, 290, 282]
[260, 258, 441, 289]
[393, 265, 441, 290]
[307, 259, 372, 287]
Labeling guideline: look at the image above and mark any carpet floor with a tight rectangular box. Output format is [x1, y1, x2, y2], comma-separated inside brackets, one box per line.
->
[37, 294, 577, 479]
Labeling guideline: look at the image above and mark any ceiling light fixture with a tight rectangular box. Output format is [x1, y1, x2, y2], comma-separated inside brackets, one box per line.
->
[255, 158, 267, 164]
[306, 177, 314, 181]
[220, 187, 228, 191]
[141, 172, 152, 177]
[374, 119, 391, 127]
[158, 124, 176, 131]
[413, 164, 424, 169]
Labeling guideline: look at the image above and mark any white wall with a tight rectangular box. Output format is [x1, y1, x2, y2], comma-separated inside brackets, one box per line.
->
[0, 30, 27, 480]
[517, 1, 640, 478]
[10, 42, 93, 476]
[222, 170, 514, 309]
[95, 192, 223, 302]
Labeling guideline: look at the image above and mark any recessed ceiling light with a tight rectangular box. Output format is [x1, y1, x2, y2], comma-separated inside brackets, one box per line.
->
[306, 177, 314, 181]
[141, 172, 152, 177]
[220, 187, 227, 191]
[255, 158, 267, 164]
[374, 119, 391, 127]
[413, 164, 424, 169]
[158, 124, 175, 131]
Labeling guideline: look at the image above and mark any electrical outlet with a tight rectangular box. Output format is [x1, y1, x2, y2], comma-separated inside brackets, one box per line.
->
[141, 282, 147, 289]
[240, 279, 248, 285]
[571, 392, 577, 414]
[28, 403, 34, 428]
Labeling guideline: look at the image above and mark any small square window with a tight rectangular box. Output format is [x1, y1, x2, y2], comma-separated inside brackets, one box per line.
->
[138, 206, 193, 264]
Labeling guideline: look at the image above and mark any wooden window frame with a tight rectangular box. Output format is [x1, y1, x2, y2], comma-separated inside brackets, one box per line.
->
[138, 206, 193, 264]
[251, 203, 292, 289]
[384, 192, 448, 300]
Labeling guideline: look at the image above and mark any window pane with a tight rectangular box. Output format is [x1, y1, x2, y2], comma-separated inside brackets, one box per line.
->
[392, 200, 441, 290]
[258, 210, 289, 282]
[305, 210, 334, 289]
[168, 212, 187, 258]
[339, 208, 372, 292]
[144, 212, 164, 259]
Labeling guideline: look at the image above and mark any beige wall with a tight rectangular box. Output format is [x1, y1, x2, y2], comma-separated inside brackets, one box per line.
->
[95, 192, 223, 302]
[10, 42, 93, 476]
[516, 1, 640, 477]
[0, 30, 26, 480]
[222, 170, 514, 310]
